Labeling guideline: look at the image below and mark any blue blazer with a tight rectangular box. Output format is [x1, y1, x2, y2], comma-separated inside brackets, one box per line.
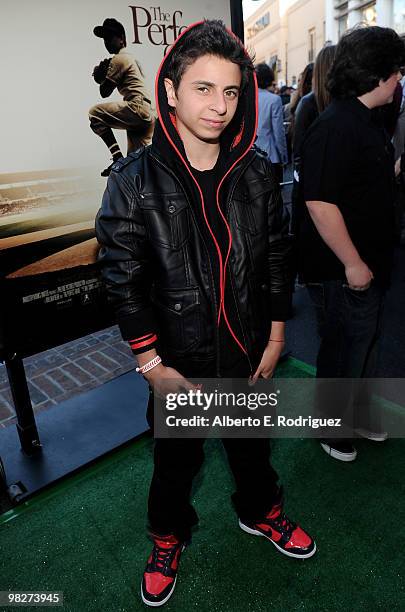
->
[256, 88, 288, 164]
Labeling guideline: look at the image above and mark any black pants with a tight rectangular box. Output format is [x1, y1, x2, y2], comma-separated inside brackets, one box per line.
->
[272, 162, 284, 186]
[307, 280, 385, 438]
[146, 359, 279, 541]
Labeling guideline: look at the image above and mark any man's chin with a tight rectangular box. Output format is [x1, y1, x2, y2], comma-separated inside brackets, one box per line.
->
[198, 133, 221, 144]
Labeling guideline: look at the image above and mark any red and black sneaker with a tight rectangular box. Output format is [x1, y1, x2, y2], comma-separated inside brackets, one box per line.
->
[239, 490, 316, 559]
[141, 533, 186, 607]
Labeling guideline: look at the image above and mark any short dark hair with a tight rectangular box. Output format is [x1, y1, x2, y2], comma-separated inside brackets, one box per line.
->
[327, 26, 405, 99]
[255, 63, 275, 89]
[165, 20, 254, 92]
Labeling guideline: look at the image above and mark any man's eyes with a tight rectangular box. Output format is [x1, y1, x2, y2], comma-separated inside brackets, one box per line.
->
[225, 90, 238, 98]
[196, 87, 238, 98]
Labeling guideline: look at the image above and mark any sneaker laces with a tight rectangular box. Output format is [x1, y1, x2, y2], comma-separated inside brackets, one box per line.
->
[267, 509, 296, 537]
[150, 537, 180, 575]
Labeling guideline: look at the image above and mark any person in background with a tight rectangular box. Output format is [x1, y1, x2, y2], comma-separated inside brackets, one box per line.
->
[291, 45, 337, 238]
[299, 26, 405, 462]
[393, 75, 405, 169]
[255, 63, 288, 184]
[381, 80, 403, 139]
[89, 18, 155, 176]
[279, 85, 292, 105]
[392, 75, 405, 240]
[285, 63, 313, 153]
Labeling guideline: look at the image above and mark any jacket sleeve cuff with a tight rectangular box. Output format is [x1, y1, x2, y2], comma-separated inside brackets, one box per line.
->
[127, 333, 158, 355]
[270, 292, 292, 321]
[117, 308, 159, 355]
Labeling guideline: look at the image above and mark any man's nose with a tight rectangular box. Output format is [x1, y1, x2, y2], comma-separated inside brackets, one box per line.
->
[210, 92, 227, 115]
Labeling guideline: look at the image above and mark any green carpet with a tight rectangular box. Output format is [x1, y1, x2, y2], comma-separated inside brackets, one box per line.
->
[1, 359, 404, 612]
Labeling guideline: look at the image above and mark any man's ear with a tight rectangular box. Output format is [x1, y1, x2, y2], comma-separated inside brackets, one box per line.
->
[164, 78, 177, 109]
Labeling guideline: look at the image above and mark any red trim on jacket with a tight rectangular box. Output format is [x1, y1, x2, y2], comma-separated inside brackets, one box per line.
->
[129, 334, 158, 350]
[154, 21, 259, 357]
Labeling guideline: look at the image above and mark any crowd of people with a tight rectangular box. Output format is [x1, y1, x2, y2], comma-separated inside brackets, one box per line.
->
[95, 18, 405, 607]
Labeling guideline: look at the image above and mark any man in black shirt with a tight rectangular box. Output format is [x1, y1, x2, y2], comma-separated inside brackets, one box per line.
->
[299, 26, 405, 462]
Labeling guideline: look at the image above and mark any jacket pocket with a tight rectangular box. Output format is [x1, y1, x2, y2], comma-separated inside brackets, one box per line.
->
[141, 194, 190, 249]
[152, 287, 201, 355]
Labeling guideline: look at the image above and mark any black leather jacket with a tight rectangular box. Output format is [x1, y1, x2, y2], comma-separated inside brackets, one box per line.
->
[95, 22, 292, 374]
[96, 144, 291, 372]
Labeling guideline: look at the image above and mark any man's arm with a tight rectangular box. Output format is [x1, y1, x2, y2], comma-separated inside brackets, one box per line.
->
[306, 201, 373, 288]
[95, 169, 195, 393]
[95, 169, 159, 354]
[100, 78, 116, 98]
[269, 321, 285, 341]
[267, 175, 292, 320]
[271, 97, 288, 165]
[393, 101, 405, 168]
[251, 167, 291, 382]
[300, 115, 372, 288]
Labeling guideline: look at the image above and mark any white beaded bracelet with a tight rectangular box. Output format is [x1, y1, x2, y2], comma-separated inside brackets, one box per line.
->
[136, 355, 162, 375]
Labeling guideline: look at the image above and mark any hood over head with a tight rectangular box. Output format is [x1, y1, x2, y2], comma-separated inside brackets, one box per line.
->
[152, 20, 258, 176]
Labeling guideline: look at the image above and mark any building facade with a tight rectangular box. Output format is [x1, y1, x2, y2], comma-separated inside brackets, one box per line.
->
[325, 0, 405, 41]
[244, 0, 405, 86]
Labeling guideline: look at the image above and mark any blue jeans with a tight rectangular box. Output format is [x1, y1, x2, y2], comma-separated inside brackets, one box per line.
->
[307, 280, 385, 437]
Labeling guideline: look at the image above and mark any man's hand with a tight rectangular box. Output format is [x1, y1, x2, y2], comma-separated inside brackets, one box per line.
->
[92, 58, 111, 84]
[345, 260, 374, 290]
[144, 364, 197, 398]
[250, 340, 285, 385]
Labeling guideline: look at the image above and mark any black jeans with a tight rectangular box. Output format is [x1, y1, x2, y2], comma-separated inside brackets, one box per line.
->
[146, 359, 279, 541]
[272, 162, 284, 186]
[307, 280, 385, 437]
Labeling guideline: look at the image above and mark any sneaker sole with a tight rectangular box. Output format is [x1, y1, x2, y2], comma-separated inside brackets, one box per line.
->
[354, 428, 388, 442]
[141, 576, 177, 607]
[320, 442, 357, 462]
[140, 544, 186, 607]
[238, 520, 317, 559]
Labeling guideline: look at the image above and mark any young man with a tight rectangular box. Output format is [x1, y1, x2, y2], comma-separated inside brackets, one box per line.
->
[89, 18, 154, 176]
[96, 20, 315, 607]
[298, 26, 405, 461]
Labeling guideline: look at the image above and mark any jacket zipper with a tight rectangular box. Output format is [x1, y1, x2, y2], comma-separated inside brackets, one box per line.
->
[149, 152, 222, 376]
[223, 153, 257, 374]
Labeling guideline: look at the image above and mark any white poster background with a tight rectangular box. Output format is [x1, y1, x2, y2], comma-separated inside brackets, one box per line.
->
[1, 0, 233, 174]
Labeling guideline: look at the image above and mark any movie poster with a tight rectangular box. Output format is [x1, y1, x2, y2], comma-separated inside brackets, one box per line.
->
[0, 0, 238, 358]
